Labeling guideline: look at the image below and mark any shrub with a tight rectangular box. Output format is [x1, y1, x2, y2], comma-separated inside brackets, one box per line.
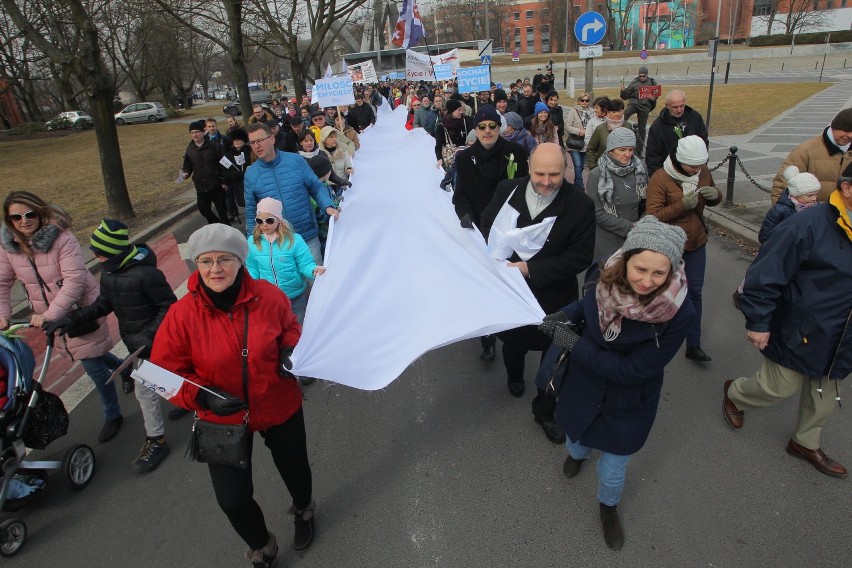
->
[750, 31, 852, 47]
[166, 107, 182, 119]
[46, 116, 72, 131]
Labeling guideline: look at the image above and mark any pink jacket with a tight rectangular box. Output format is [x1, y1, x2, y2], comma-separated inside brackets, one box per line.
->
[0, 224, 112, 360]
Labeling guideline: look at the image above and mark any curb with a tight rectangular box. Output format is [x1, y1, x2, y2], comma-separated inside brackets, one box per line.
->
[706, 207, 760, 248]
[10, 200, 198, 319]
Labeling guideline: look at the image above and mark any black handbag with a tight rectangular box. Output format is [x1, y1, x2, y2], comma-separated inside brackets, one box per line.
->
[28, 258, 99, 338]
[23, 385, 70, 450]
[186, 307, 251, 469]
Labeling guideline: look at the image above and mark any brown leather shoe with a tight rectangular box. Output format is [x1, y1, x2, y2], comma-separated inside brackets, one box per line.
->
[722, 380, 743, 430]
[785, 439, 848, 477]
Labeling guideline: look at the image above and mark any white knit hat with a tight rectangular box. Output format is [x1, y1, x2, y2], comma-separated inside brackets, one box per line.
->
[256, 197, 284, 222]
[782, 166, 821, 197]
[676, 135, 708, 166]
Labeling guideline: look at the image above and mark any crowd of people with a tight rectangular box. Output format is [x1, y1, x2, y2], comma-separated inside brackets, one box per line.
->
[0, 71, 850, 565]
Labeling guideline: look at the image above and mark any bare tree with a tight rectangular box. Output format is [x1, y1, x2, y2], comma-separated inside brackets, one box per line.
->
[247, 0, 371, 100]
[1, 0, 134, 217]
[781, 0, 832, 35]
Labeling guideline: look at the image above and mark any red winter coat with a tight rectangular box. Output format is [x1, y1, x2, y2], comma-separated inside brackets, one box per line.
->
[151, 270, 302, 431]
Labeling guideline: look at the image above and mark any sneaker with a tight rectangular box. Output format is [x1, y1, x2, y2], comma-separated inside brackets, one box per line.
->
[289, 500, 316, 552]
[132, 438, 171, 473]
[98, 416, 123, 443]
[168, 407, 190, 420]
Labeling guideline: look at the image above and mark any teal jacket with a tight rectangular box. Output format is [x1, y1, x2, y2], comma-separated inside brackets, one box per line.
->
[245, 233, 317, 299]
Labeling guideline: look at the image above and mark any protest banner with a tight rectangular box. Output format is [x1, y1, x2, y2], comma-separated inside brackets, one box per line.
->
[456, 65, 491, 94]
[314, 76, 355, 107]
[348, 59, 378, 84]
[433, 63, 454, 81]
[405, 48, 459, 81]
[639, 84, 662, 99]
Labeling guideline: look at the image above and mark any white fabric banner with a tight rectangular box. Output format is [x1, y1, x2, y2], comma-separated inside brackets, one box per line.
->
[290, 103, 545, 390]
[405, 48, 459, 81]
[348, 60, 378, 84]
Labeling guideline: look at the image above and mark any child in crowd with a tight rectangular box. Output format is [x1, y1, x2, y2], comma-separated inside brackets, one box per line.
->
[45, 219, 177, 473]
[733, 166, 821, 308]
[223, 128, 251, 223]
[246, 197, 325, 326]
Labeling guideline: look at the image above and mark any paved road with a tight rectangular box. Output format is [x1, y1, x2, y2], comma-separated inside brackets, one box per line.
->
[3, 213, 850, 567]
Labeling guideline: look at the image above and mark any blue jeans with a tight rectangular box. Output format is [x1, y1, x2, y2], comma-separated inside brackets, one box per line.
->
[81, 352, 123, 421]
[567, 437, 632, 506]
[304, 235, 322, 265]
[289, 293, 308, 324]
[682, 246, 706, 348]
[569, 150, 586, 189]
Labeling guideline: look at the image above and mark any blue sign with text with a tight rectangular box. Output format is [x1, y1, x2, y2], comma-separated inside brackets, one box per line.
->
[456, 66, 491, 94]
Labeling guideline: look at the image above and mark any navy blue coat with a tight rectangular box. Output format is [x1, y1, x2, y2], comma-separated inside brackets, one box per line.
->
[554, 287, 694, 456]
[742, 199, 852, 380]
[758, 189, 796, 245]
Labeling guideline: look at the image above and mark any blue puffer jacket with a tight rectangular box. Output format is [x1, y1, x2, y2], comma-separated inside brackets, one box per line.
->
[245, 233, 317, 299]
[742, 195, 852, 381]
[243, 150, 335, 240]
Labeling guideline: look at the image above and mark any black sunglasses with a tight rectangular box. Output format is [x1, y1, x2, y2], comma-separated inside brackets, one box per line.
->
[255, 217, 278, 226]
[8, 211, 38, 222]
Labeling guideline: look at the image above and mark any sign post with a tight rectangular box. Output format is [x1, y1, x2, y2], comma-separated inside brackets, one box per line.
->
[574, 10, 607, 97]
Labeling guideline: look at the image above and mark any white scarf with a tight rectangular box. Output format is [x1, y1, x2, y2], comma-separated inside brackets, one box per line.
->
[662, 156, 699, 196]
[488, 189, 557, 261]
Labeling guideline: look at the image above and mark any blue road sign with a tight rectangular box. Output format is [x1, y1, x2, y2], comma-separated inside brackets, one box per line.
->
[457, 66, 491, 94]
[574, 12, 607, 46]
[480, 55, 492, 66]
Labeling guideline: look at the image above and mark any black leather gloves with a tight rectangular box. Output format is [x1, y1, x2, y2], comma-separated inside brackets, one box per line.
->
[44, 317, 74, 337]
[460, 214, 474, 229]
[551, 322, 581, 352]
[538, 311, 568, 336]
[279, 346, 295, 378]
[196, 387, 247, 416]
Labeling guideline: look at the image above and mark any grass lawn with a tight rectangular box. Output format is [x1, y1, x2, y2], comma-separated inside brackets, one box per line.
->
[0, 83, 829, 241]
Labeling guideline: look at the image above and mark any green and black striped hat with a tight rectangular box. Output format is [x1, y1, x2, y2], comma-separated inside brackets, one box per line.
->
[90, 219, 136, 259]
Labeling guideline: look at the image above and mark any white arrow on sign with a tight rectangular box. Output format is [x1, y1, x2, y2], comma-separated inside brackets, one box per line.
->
[581, 19, 604, 42]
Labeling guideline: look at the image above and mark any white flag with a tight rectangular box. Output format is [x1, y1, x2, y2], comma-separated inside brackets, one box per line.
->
[130, 360, 186, 400]
[324, 63, 333, 78]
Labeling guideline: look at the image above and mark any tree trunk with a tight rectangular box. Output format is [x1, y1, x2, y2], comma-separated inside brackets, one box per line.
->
[291, 62, 309, 101]
[88, 90, 133, 218]
[223, 0, 252, 117]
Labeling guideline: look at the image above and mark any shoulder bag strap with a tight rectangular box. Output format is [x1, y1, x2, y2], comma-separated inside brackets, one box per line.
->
[27, 256, 51, 307]
[241, 306, 250, 405]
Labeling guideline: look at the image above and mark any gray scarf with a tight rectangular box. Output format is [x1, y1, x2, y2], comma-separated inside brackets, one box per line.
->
[596, 153, 648, 215]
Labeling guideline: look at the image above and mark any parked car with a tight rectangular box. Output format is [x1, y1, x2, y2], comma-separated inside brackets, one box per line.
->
[45, 111, 94, 130]
[223, 90, 272, 116]
[114, 102, 167, 125]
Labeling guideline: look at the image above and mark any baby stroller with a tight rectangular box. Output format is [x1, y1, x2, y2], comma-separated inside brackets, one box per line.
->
[0, 325, 96, 556]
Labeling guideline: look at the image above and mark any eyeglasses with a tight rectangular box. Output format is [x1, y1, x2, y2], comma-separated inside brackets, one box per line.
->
[8, 211, 38, 222]
[196, 256, 238, 269]
[255, 217, 278, 226]
[477, 122, 499, 131]
[248, 135, 272, 146]
[312, 117, 324, 121]
[638, 74, 647, 78]
[579, 98, 590, 102]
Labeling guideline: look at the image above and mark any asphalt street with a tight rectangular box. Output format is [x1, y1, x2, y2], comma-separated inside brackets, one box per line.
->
[4, 211, 850, 567]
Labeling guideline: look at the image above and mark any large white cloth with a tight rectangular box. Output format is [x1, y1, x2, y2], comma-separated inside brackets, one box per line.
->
[487, 191, 556, 262]
[290, 103, 545, 390]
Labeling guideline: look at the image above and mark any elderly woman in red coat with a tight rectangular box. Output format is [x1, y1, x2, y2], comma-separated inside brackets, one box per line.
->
[151, 224, 314, 568]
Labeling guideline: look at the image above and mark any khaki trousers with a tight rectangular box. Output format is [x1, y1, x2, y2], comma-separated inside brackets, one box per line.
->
[728, 358, 841, 450]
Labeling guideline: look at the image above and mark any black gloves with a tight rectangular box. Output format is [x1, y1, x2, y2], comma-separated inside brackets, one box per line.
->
[279, 346, 295, 378]
[196, 387, 247, 416]
[551, 322, 581, 352]
[460, 214, 474, 230]
[538, 311, 568, 336]
[44, 317, 75, 337]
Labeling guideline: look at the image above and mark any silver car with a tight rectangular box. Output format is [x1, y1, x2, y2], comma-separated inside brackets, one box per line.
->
[114, 102, 167, 125]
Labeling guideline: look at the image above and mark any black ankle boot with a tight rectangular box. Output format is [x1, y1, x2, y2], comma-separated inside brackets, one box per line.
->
[599, 503, 624, 550]
[289, 500, 315, 552]
[562, 455, 586, 478]
[245, 532, 277, 568]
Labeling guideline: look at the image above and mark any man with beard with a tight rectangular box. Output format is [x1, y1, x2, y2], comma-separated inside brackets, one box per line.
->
[645, 89, 708, 177]
[479, 143, 595, 444]
[454, 105, 530, 363]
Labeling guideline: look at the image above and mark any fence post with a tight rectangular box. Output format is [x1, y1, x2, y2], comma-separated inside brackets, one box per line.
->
[724, 146, 738, 207]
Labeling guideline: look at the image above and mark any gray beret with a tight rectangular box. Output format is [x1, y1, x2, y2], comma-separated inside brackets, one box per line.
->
[504, 112, 523, 131]
[188, 224, 249, 265]
[606, 127, 636, 152]
[622, 216, 686, 269]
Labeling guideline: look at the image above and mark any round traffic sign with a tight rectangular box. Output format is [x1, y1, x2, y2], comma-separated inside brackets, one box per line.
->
[640, 49, 648, 60]
[574, 12, 607, 47]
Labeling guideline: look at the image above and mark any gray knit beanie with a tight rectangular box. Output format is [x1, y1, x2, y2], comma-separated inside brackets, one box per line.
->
[188, 224, 249, 265]
[504, 112, 523, 131]
[606, 127, 636, 152]
[622, 216, 686, 269]
[638, 66, 649, 75]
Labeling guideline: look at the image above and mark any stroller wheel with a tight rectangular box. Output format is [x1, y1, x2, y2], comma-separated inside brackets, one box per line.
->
[0, 519, 26, 556]
[61, 444, 96, 490]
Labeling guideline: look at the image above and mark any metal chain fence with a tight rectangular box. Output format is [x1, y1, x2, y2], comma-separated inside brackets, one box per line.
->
[735, 155, 772, 193]
[708, 157, 727, 172]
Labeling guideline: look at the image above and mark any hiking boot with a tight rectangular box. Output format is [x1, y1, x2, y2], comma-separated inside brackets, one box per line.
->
[289, 500, 316, 552]
[245, 532, 277, 568]
[98, 416, 123, 443]
[600, 503, 624, 550]
[132, 437, 171, 473]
